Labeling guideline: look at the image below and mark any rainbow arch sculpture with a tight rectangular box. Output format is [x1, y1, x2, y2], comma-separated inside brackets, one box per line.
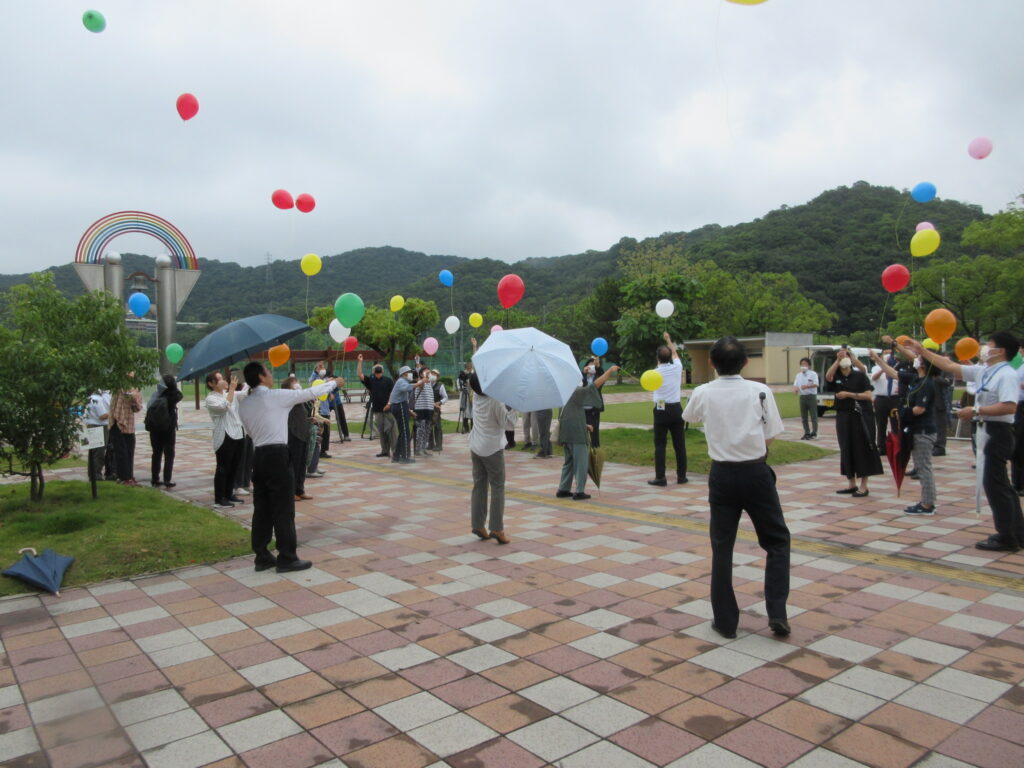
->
[75, 211, 198, 269]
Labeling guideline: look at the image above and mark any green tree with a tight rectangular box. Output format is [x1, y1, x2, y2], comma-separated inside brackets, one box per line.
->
[617, 237, 687, 280]
[961, 198, 1024, 257]
[613, 274, 705, 374]
[0, 274, 159, 500]
[349, 298, 440, 374]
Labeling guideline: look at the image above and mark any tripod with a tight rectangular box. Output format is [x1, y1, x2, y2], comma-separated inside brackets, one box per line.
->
[456, 388, 472, 433]
[360, 400, 377, 440]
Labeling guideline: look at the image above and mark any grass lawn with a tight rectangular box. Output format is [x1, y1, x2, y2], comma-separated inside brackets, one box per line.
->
[601, 391, 809, 424]
[0, 480, 250, 597]
[6, 454, 88, 474]
[505, 427, 833, 475]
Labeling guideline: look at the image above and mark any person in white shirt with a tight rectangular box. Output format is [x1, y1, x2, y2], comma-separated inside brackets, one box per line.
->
[682, 336, 790, 639]
[205, 371, 246, 509]
[792, 357, 819, 440]
[869, 347, 899, 454]
[649, 332, 688, 486]
[237, 361, 342, 572]
[468, 373, 513, 544]
[909, 332, 1023, 551]
[1012, 363, 1024, 494]
[84, 390, 112, 482]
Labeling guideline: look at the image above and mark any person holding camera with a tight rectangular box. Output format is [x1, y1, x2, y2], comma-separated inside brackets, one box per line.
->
[826, 347, 882, 496]
[581, 356, 605, 447]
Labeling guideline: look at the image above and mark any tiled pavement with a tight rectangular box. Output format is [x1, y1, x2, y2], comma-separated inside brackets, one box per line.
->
[2, 397, 1023, 767]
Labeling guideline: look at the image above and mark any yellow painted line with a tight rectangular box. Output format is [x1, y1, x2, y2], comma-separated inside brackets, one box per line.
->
[329, 457, 1024, 593]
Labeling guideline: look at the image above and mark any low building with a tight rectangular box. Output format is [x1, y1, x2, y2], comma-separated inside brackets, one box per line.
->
[683, 332, 815, 385]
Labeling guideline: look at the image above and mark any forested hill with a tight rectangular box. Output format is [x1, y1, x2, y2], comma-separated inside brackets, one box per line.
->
[1, 181, 986, 336]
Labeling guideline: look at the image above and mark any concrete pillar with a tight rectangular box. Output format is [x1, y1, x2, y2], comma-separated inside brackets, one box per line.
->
[103, 252, 123, 306]
[155, 255, 176, 376]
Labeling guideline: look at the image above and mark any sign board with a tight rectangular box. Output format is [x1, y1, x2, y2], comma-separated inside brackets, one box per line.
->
[79, 425, 106, 449]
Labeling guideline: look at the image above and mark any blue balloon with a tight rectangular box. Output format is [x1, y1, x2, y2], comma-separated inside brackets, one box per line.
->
[591, 337, 609, 356]
[438, 269, 454, 287]
[127, 292, 151, 318]
[911, 182, 936, 203]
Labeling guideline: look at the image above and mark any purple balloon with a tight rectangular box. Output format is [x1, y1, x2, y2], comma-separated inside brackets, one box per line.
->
[968, 137, 993, 160]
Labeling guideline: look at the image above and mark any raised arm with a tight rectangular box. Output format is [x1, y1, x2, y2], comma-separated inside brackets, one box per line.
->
[594, 365, 620, 389]
[903, 339, 963, 378]
[868, 349, 898, 380]
[663, 331, 680, 361]
[357, 354, 365, 381]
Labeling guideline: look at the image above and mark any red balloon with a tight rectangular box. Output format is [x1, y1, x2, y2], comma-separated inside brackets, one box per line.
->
[295, 193, 316, 213]
[271, 189, 294, 210]
[176, 93, 199, 121]
[880, 264, 910, 293]
[343, 336, 358, 353]
[497, 274, 525, 309]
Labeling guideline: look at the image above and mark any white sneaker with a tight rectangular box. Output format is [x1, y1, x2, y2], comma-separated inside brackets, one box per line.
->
[235, 487, 251, 495]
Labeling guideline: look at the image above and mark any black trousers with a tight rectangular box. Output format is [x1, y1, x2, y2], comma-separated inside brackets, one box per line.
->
[109, 425, 135, 482]
[335, 404, 349, 438]
[233, 436, 253, 490]
[535, 409, 553, 455]
[101, 425, 116, 479]
[1011, 402, 1024, 492]
[252, 444, 299, 563]
[214, 435, 243, 502]
[391, 402, 410, 460]
[288, 434, 308, 494]
[585, 409, 601, 447]
[708, 461, 790, 634]
[149, 429, 175, 484]
[982, 422, 1024, 546]
[653, 403, 687, 480]
[873, 395, 898, 454]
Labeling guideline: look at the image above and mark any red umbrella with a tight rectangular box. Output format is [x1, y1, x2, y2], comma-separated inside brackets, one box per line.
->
[885, 408, 913, 496]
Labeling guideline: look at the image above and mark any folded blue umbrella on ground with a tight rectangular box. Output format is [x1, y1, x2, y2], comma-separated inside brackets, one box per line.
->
[2, 548, 75, 596]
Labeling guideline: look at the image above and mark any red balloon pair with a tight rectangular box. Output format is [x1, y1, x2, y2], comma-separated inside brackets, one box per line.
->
[271, 190, 316, 212]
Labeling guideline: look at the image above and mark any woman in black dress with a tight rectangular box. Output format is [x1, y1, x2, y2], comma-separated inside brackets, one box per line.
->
[826, 348, 883, 496]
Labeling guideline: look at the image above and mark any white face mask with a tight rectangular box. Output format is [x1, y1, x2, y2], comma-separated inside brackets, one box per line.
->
[799, 365, 809, 373]
[429, 375, 437, 382]
[980, 345, 994, 363]
[839, 358, 852, 370]
[404, 373, 413, 381]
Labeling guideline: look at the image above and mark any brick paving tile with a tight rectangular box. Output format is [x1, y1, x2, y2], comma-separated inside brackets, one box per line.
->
[4, 410, 1024, 767]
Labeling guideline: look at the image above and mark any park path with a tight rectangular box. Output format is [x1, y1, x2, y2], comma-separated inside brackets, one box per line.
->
[1, 398, 1022, 767]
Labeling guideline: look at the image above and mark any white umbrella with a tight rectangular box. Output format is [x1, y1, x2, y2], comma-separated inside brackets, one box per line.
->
[472, 327, 581, 412]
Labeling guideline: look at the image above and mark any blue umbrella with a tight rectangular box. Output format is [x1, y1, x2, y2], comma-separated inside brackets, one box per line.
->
[176, 314, 312, 381]
[3, 548, 75, 596]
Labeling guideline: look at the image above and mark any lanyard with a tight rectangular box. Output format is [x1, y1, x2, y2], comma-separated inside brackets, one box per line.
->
[978, 363, 1009, 394]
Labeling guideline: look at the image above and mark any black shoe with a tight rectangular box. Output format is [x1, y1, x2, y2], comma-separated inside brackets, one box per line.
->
[556, 490, 573, 498]
[228, 495, 245, 503]
[836, 487, 857, 494]
[254, 557, 277, 572]
[800, 434, 809, 440]
[150, 481, 162, 487]
[975, 538, 1020, 552]
[213, 499, 235, 509]
[163, 482, 176, 488]
[852, 490, 869, 498]
[647, 478, 667, 487]
[906, 504, 935, 516]
[320, 452, 332, 459]
[931, 448, 946, 457]
[677, 477, 689, 485]
[375, 452, 389, 457]
[906, 469, 919, 479]
[276, 559, 313, 573]
[711, 622, 737, 640]
[572, 492, 591, 501]
[810, 433, 817, 440]
[769, 619, 791, 637]
[522, 442, 535, 450]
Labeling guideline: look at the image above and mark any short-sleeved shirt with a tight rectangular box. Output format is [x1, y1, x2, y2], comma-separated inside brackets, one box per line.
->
[558, 385, 603, 444]
[1017, 366, 1024, 403]
[469, 393, 508, 457]
[830, 369, 871, 411]
[905, 376, 936, 434]
[792, 370, 819, 396]
[682, 376, 784, 462]
[653, 359, 683, 403]
[362, 374, 394, 412]
[870, 364, 897, 397]
[961, 363, 1018, 424]
[389, 376, 414, 405]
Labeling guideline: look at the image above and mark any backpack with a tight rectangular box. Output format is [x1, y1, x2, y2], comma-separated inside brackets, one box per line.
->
[144, 397, 172, 432]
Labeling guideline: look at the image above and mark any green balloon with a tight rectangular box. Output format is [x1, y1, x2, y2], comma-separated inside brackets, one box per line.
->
[165, 343, 184, 364]
[1012, 352, 1023, 370]
[82, 10, 106, 33]
[334, 292, 365, 328]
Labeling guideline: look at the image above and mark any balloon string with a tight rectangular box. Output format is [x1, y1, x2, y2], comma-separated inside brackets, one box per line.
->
[894, 196, 910, 250]
[304, 276, 310, 324]
[876, 292, 892, 341]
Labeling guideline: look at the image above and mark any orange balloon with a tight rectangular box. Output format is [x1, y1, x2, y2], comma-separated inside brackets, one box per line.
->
[954, 337, 980, 362]
[268, 343, 291, 368]
[923, 308, 956, 344]
[895, 335, 911, 347]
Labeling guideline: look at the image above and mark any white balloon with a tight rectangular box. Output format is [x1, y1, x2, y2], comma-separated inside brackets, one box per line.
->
[444, 315, 460, 334]
[329, 319, 351, 343]
[655, 299, 674, 318]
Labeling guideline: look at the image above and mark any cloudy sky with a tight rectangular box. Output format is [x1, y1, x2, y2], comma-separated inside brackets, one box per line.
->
[2, 0, 1021, 273]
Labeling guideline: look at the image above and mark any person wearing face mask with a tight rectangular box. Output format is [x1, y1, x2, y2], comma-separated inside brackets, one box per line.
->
[908, 332, 1024, 551]
[792, 357, 819, 440]
[871, 349, 940, 515]
[384, 365, 426, 463]
[357, 354, 395, 457]
[1013, 361, 1024, 495]
[428, 369, 448, 452]
[869, 347, 900, 455]
[581, 357, 605, 448]
[826, 348, 882, 496]
[412, 366, 437, 456]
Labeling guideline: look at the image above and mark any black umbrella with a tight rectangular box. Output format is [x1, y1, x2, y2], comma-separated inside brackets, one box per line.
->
[3, 548, 75, 596]
[177, 314, 312, 381]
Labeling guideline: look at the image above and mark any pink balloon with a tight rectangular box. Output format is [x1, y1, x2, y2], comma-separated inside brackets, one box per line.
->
[968, 137, 993, 160]
[490, 325, 503, 333]
[423, 337, 439, 356]
[916, 221, 935, 232]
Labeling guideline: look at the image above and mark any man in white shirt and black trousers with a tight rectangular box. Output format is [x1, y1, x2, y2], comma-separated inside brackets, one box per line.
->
[239, 362, 343, 572]
[683, 336, 790, 639]
[649, 332, 688, 486]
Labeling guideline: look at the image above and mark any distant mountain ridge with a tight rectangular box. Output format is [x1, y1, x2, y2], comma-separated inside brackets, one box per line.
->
[0, 181, 986, 337]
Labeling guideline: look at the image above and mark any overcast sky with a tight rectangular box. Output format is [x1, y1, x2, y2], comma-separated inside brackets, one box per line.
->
[2, 1, 1021, 273]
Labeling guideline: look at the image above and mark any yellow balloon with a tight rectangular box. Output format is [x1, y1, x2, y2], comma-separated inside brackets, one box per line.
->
[910, 229, 940, 257]
[390, 295, 405, 312]
[300, 253, 322, 276]
[312, 378, 329, 401]
[640, 369, 664, 392]
[468, 312, 483, 328]
[922, 338, 941, 351]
